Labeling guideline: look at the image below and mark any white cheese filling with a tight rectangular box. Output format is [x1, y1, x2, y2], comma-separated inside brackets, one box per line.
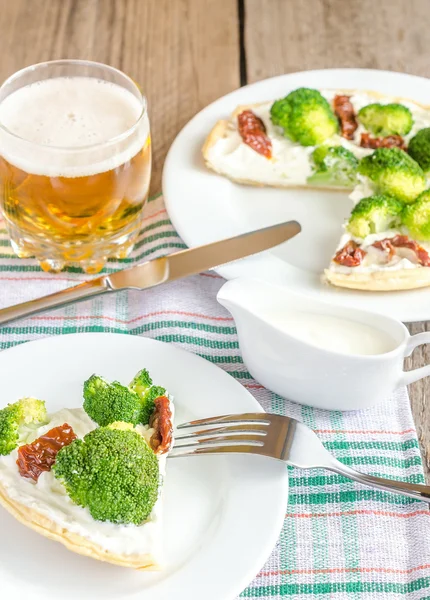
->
[329, 229, 430, 274]
[349, 174, 376, 204]
[206, 91, 430, 187]
[0, 405, 172, 559]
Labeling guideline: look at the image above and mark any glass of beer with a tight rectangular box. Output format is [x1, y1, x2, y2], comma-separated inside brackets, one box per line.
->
[0, 60, 151, 273]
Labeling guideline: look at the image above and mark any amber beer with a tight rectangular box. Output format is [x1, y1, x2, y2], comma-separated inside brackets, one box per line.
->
[0, 61, 151, 273]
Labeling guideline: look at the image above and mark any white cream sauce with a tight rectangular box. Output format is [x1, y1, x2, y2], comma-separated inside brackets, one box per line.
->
[265, 310, 397, 355]
[206, 91, 430, 187]
[0, 406, 171, 558]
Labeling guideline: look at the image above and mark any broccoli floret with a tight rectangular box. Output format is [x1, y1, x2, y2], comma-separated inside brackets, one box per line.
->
[129, 368, 153, 391]
[129, 369, 166, 425]
[402, 190, 430, 241]
[408, 128, 430, 174]
[54, 426, 159, 525]
[307, 145, 358, 187]
[0, 397, 47, 455]
[346, 195, 404, 239]
[83, 374, 141, 426]
[107, 421, 135, 431]
[270, 88, 338, 146]
[358, 103, 413, 137]
[83, 371, 166, 427]
[358, 147, 425, 203]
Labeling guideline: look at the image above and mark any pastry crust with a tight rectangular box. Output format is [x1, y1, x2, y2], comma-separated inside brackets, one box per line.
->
[0, 480, 159, 570]
[202, 89, 430, 190]
[324, 267, 430, 291]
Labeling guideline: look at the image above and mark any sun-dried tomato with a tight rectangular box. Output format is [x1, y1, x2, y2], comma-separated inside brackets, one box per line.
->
[372, 238, 396, 260]
[149, 396, 173, 454]
[372, 235, 430, 266]
[237, 110, 272, 158]
[333, 240, 366, 267]
[333, 95, 358, 140]
[360, 133, 406, 150]
[392, 235, 430, 266]
[17, 423, 77, 482]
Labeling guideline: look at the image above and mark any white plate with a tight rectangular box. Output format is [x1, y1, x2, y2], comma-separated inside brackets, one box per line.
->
[163, 68, 430, 323]
[0, 333, 288, 600]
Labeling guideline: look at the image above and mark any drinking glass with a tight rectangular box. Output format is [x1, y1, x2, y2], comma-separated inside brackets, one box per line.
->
[0, 60, 151, 273]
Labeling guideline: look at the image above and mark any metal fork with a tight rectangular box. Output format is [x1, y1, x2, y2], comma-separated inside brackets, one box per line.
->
[171, 413, 430, 503]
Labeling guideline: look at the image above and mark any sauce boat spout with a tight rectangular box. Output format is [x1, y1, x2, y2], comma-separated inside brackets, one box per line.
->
[216, 278, 264, 321]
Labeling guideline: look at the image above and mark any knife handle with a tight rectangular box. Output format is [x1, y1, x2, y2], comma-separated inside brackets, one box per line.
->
[0, 277, 112, 327]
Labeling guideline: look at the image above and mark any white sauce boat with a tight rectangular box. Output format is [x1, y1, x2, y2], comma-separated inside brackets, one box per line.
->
[217, 278, 430, 411]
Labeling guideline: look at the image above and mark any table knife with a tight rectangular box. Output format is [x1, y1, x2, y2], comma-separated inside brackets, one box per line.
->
[0, 220, 301, 326]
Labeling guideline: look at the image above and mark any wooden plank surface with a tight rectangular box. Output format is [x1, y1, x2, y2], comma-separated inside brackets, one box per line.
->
[244, 0, 430, 81]
[245, 0, 430, 480]
[0, 0, 240, 193]
[0, 0, 428, 480]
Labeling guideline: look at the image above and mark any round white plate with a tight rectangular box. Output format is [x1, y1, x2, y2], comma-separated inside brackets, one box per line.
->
[163, 68, 430, 323]
[0, 333, 288, 600]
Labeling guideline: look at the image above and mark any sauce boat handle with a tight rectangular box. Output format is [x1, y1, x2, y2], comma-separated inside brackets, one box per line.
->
[400, 332, 430, 386]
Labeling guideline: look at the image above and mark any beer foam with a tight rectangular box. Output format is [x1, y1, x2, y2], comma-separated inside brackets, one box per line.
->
[0, 77, 149, 177]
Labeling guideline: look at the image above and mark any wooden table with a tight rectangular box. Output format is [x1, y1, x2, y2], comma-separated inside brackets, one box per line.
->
[0, 0, 428, 478]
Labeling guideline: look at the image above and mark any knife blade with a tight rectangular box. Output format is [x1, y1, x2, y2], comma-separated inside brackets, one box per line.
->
[0, 220, 301, 326]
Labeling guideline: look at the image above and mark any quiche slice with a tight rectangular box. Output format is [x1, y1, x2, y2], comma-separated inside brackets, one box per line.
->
[325, 188, 430, 291]
[0, 370, 173, 570]
[204, 86, 430, 292]
[203, 87, 430, 191]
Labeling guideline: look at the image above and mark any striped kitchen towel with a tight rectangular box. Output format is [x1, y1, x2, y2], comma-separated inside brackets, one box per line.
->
[0, 193, 430, 599]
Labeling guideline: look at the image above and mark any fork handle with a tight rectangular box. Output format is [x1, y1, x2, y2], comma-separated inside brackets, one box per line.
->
[328, 462, 430, 503]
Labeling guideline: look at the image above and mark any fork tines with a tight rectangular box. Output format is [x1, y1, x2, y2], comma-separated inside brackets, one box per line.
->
[176, 412, 271, 429]
[170, 412, 272, 457]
